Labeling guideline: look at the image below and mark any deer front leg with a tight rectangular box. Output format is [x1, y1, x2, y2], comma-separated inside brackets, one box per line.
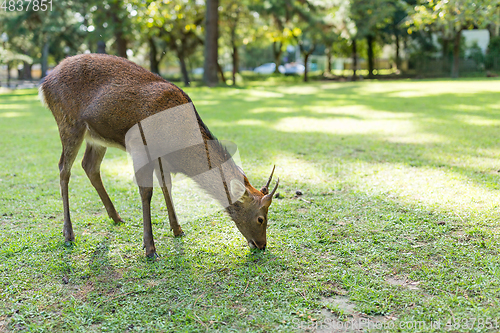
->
[155, 158, 184, 237]
[58, 127, 85, 244]
[160, 183, 184, 237]
[136, 163, 158, 258]
[139, 185, 157, 258]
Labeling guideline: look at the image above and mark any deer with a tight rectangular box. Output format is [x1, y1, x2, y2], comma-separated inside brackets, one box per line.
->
[39, 53, 279, 258]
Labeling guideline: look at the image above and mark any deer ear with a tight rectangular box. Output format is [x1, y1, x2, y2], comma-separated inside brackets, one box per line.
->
[230, 179, 247, 202]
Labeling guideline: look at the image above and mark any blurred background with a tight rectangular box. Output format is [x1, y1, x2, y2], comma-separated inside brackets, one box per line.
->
[0, 0, 499, 89]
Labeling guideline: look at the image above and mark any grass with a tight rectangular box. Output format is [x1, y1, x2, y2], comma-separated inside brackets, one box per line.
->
[1, 78, 500, 332]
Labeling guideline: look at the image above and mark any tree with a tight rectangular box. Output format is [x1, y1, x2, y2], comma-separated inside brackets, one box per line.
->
[88, 0, 134, 58]
[252, 0, 305, 73]
[132, 0, 167, 74]
[135, 0, 204, 86]
[204, 0, 219, 86]
[330, 0, 394, 80]
[293, 1, 327, 82]
[409, 0, 500, 78]
[220, 0, 256, 85]
[0, 0, 87, 78]
[382, 0, 415, 71]
[351, 0, 394, 78]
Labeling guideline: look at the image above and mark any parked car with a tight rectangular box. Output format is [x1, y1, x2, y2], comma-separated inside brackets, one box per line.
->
[254, 62, 278, 74]
[192, 67, 204, 75]
[282, 63, 305, 75]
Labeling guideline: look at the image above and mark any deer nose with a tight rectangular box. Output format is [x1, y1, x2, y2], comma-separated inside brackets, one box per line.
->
[248, 240, 266, 250]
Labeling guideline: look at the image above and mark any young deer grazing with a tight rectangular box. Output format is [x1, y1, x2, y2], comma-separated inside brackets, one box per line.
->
[39, 54, 278, 258]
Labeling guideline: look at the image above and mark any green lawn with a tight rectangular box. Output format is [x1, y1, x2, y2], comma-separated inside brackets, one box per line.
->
[1, 78, 500, 332]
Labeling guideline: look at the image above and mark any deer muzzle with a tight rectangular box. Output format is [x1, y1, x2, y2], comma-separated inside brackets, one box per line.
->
[248, 239, 266, 251]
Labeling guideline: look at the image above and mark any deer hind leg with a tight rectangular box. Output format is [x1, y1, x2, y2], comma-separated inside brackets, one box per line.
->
[136, 163, 158, 258]
[154, 158, 184, 237]
[58, 125, 85, 243]
[82, 142, 123, 224]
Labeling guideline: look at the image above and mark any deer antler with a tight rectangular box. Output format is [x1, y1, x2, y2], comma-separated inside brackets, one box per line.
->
[262, 177, 279, 208]
[260, 165, 275, 195]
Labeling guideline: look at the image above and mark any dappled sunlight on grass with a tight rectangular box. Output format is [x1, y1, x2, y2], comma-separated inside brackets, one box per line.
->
[250, 107, 295, 114]
[0, 104, 30, 110]
[348, 161, 500, 220]
[0, 111, 31, 118]
[385, 132, 448, 144]
[242, 89, 285, 100]
[357, 80, 500, 96]
[100, 156, 134, 182]
[235, 119, 266, 126]
[303, 104, 414, 119]
[453, 114, 500, 126]
[447, 104, 485, 112]
[274, 85, 321, 95]
[271, 152, 336, 190]
[274, 116, 416, 136]
[191, 100, 219, 106]
[261, 151, 500, 222]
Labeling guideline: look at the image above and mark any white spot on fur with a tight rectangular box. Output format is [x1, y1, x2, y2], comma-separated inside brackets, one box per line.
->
[38, 86, 48, 108]
[84, 125, 126, 150]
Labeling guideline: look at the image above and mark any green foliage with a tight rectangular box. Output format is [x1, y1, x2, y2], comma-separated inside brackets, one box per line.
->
[466, 42, 485, 68]
[330, 0, 395, 40]
[408, 0, 500, 37]
[0, 47, 32, 64]
[251, 0, 306, 58]
[86, 0, 136, 54]
[486, 36, 500, 70]
[0, 0, 87, 63]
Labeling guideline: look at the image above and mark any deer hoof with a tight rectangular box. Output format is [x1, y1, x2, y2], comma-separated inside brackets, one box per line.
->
[174, 231, 185, 238]
[146, 251, 160, 259]
[63, 231, 75, 244]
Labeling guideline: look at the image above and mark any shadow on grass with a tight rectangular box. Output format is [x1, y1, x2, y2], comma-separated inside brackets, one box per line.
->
[189, 83, 500, 195]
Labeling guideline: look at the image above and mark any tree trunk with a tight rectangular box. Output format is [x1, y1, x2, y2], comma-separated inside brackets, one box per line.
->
[304, 53, 310, 82]
[203, 0, 219, 86]
[442, 38, 449, 60]
[442, 36, 449, 73]
[6, 62, 11, 87]
[351, 38, 357, 81]
[302, 44, 315, 82]
[395, 33, 401, 71]
[22, 62, 32, 80]
[232, 43, 238, 86]
[367, 35, 374, 79]
[41, 40, 49, 78]
[115, 30, 128, 58]
[149, 37, 159, 74]
[217, 62, 226, 84]
[97, 40, 106, 54]
[451, 30, 461, 78]
[110, 1, 128, 58]
[273, 41, 282, 73]
[179, 54, 190, 87]
[325, 47, 332, 74]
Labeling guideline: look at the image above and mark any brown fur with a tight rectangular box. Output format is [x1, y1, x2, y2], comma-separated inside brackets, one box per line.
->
[40, 54, 278, 257]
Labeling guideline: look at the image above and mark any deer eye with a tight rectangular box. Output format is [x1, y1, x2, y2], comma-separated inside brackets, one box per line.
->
[257, 216, 265, 224]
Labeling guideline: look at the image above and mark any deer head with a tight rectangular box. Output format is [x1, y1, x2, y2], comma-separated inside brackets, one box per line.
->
[227, 166, 279, 250]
